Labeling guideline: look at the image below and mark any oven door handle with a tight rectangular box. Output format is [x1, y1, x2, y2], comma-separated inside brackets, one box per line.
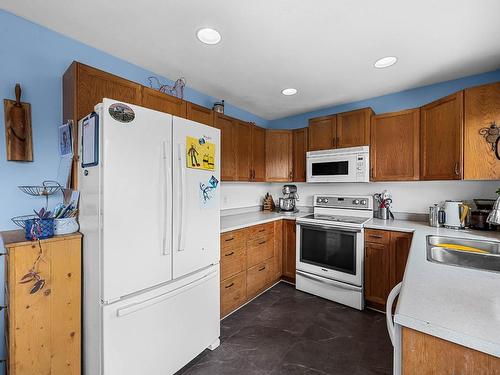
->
[296, 270, 361, 291]
[297, 223, 362, 233]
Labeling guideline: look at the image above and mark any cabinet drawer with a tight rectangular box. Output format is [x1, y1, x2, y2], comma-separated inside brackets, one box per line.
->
[221, 246, 246, 281]
[365, 229, 390, 245]
[247, 222, 274, 239]
[221, 229, 247, 251]
[247, 236, 274, 268]
[220, 271, 246, 317]
[247, 259, 274, 298]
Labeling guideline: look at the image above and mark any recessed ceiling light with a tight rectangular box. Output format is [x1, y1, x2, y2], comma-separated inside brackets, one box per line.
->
[374, 56, 398, 68]
[281, 88, 298, 96]
[196, 28, 221, 45]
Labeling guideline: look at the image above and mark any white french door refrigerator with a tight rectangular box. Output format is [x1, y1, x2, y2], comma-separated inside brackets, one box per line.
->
[78, 98, 221, 375]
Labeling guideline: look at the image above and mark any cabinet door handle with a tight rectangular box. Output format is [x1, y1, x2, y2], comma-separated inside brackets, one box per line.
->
[225, 282, 234, 289]
[224, 251, 234, 257]
[224, 237, 234, 242]
[258, 240, 266, 245]
[454, 162, 459, 176]
[258, 228, 265, 232]
[258, 266, 266, 272]
[369, 234, 383, 239]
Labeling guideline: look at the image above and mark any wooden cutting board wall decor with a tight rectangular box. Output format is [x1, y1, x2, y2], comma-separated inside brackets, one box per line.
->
[3, 83, 33, 161]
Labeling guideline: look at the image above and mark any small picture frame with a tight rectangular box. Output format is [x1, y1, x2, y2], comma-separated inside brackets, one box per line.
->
[81, 112, 99, 168]
[58, 122, 73, 157]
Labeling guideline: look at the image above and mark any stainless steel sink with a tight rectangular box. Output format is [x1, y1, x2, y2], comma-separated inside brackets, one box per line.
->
[426, 235, 500, 273]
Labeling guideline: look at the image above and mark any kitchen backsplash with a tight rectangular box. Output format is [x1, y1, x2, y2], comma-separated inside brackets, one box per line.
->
[221, 181, 499, 214]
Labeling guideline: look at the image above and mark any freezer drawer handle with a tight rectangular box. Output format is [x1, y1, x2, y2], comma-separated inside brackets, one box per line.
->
[224, 251, 234, 257]
[116, 269, 218, 317]
[224, 282, 234, 289]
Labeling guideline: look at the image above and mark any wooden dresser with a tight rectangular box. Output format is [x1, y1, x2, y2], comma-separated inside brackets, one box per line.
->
[1, 231, 82, 375]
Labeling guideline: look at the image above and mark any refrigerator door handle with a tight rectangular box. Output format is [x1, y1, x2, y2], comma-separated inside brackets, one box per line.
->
[162, 141, 171, 255]
[116, 268, 218, 317]
[177, 143, 187, 252]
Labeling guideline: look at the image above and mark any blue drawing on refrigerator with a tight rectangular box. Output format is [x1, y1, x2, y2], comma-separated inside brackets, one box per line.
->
[199, 175, 219, 208]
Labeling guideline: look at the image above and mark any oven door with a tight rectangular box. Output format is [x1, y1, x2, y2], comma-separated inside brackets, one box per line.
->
[296, 223, 363, 287]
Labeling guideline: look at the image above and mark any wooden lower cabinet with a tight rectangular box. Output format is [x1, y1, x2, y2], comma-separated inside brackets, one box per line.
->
[247, 259, 274, 299]
[220, 272, 247, 318]
[282, 220, 296, 282]
[402, 327, 500, 375]
[2, 231, 82, 375]
[220, 222, 282, 318]
[364, 229, 412, 310]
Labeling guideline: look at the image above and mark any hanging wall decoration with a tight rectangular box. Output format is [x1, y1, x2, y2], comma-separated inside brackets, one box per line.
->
[186, 136, 215, 170]
[147, 76, 186, 99]
[479, 122, 500, 160]
[3, 83, 33, 161]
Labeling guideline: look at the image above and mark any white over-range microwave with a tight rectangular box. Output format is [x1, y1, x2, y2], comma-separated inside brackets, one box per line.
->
[306, 146, 370, 183]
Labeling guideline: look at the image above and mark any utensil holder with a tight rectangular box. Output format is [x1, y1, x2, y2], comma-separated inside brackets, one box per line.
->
[54, 217, 79, 235]
[378, 207, 389, 220]
[24, 218, 54, 240]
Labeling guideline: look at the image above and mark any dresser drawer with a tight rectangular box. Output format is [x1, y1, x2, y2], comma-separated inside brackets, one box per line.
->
[247, 222, 274, 239]
[365, 229, 390, 245]
[247, 259, 274, 298]
[221, 246, 246, 281]
[221, 229, 247, 251]
[247, 236, 274, 268]
[220, 271, 246, 317]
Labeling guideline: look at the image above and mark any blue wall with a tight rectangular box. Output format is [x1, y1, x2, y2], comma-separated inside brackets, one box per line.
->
[0, 9, 269, 232]
[269, 69, 500, 129]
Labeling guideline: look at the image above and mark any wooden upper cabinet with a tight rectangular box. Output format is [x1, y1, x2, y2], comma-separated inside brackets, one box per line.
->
[70, 62, 143, 120]
[213, 113, 237, 181]
[464, 82, 500, 180]
[292, 128, 308, 182]
[235, 120, 253, 181]
[420, 92, 464, 180]
[141, 86, 187, 117]
[371, 109, 420, 181]
[186, 102, 214, 126]
[336, 108, 373, 148]
[308, 115, 337, 151]
[266, 130, 293, 182]
[251, 125, 266, 181]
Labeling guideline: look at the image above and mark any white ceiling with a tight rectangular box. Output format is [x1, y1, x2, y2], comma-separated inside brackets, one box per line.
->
[3, 0, 500, 120]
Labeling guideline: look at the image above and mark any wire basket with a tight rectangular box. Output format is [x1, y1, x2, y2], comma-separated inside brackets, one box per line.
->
[18, 180, 61, 197]
[11, 214, 38, 229]
[18, 180, 61, 209]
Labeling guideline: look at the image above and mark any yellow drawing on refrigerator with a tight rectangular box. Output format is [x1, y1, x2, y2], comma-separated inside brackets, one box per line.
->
[186, 136, 215, 170]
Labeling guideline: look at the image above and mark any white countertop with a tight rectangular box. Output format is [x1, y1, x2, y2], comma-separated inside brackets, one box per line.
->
[221, 211, 500, 357]
[220, 209, 309, 233]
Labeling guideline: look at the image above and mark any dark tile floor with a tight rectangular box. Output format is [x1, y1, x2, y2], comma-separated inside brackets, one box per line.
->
[177, 282, 393, 375]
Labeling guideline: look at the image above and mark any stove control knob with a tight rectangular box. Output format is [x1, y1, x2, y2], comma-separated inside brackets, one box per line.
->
[317, 198, 323, 203]
[324, 198, 329, 203]
[360, 199, 367, 205]
[353, 199, 360, 205]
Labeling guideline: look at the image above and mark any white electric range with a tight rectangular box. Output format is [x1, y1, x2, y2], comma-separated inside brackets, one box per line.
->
[295, 194, 374, 310]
